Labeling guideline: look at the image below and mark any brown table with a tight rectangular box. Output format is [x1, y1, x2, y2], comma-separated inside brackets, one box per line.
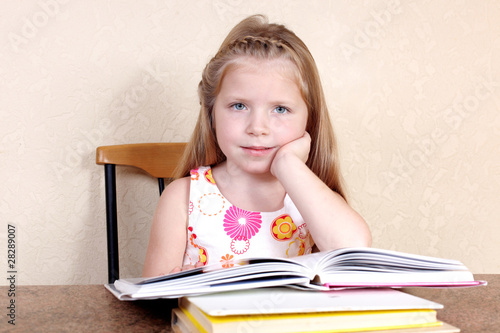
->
[402, 274, 499, 332]
[3, 274, 498, 332]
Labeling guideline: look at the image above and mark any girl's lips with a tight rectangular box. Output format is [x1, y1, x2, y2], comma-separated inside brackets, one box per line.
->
[242, 146, 275, 156]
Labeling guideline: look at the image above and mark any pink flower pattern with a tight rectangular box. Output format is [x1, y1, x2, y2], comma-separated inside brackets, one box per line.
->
[190, 168, 200, 181]
[223, 206, 262, 240]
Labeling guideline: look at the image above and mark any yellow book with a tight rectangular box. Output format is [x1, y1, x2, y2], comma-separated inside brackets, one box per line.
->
[172, 307, 452, 333]
[374, 323, 460, 332]
[175, 288, 444, 333]
[180, 288, 443, 316]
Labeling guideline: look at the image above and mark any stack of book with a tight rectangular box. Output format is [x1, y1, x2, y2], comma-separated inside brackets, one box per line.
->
[171, 288, 460, 333]
[106, 247, 487, 332]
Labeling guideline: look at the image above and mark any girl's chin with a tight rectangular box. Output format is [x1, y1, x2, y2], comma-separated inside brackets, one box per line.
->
[224, 160, 273, 176]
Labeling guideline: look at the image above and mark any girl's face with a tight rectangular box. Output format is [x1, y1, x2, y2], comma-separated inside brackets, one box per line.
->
[212, 57, 308, 176]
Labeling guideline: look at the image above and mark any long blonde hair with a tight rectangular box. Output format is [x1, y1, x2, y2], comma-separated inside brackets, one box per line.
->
[176, 15, 346, 200]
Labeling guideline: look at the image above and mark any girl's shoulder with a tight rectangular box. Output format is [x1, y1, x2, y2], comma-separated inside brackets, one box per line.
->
[166, 176, 190, 194]
[159, 176, 191, 208]
[162, 163, 213, 202]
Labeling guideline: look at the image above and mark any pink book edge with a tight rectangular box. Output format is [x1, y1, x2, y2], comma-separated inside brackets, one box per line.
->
[324, 280, 488, 288]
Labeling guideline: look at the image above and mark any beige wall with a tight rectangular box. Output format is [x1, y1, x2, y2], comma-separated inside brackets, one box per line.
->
[1, 1, 499, 285]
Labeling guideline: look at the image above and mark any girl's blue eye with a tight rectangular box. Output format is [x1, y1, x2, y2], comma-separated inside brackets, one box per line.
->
[274, 106, 288, 114]
[232, 103, 246, 111]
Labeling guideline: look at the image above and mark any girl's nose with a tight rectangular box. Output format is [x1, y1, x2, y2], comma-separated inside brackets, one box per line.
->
[246, 111, 270, 136]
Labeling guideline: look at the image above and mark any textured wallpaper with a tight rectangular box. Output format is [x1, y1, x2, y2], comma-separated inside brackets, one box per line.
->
[1, 0, 499, 285]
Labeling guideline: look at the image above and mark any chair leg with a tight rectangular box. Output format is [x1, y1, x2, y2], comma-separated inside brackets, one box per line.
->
[158, 178, 165, 195]
[104, 164, 119, 284]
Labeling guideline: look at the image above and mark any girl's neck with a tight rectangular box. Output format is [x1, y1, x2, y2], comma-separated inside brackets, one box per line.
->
[211, 162, 286, 212]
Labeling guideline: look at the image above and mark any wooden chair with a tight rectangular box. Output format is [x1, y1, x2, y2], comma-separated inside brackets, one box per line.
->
[96, 142, 186, 283]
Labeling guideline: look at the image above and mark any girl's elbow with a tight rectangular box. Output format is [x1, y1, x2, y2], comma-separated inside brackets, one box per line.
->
[360, 228, 372, 247]
[355, 218, 372, 247]
[342, 229, 372, 248]
[341, 217, 372, 248]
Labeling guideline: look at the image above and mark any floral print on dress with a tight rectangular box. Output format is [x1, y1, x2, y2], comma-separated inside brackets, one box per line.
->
[223, 206, 262, 240]
[187, 227, 196, 246]
[198, 193, 226, 216]
[271, 214, 297, 240]
[220, 254, 234, 268]
[191, 168, 200, 181]
[204, 168, 215, 184]
[230, 236, 250, 254]
[186, 226, 208, 266]
[286, 237, 305, 257]
[184, 226, 197, 265]
[198, 246, 208, 265]
[297, 223, 309, 239]
[183, 166, 315, 267]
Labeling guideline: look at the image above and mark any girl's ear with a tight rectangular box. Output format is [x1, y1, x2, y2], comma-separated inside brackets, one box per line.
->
[209, 110, 218, 140]
[210, 110, 215, 129]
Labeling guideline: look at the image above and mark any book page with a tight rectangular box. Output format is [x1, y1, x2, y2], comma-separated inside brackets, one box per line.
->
[184, 288, 443, 316]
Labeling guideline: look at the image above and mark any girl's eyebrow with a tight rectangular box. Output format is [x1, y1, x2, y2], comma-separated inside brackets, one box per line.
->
[221, 95, 250, 104]
[225, 99, 298, 108]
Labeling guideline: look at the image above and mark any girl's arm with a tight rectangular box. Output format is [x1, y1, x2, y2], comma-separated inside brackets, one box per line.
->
[142, 177, 190, 277]
[271, 133, 372, 251]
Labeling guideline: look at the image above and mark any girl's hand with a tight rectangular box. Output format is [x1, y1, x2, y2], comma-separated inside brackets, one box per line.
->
[166, 262, 204, 275]
[271, 132, 311, 177]
[269, 130, 371, 251]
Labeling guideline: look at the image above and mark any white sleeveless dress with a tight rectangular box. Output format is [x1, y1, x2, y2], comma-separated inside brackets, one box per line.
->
[182, 166, 314, 268]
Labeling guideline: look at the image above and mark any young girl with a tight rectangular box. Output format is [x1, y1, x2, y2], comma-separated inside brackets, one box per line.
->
[143, 15, 371, 277]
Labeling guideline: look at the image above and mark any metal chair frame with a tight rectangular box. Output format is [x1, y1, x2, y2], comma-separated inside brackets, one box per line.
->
[96, 142, 186, 283]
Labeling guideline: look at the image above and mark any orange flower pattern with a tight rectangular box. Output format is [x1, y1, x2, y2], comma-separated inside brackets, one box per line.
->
[220, 254, 234, 268]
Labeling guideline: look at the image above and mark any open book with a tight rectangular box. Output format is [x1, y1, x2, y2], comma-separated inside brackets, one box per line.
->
[107, 247, 486, 300]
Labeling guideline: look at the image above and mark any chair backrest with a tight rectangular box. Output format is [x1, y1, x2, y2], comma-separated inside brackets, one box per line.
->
[96, 142, 187, 283]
